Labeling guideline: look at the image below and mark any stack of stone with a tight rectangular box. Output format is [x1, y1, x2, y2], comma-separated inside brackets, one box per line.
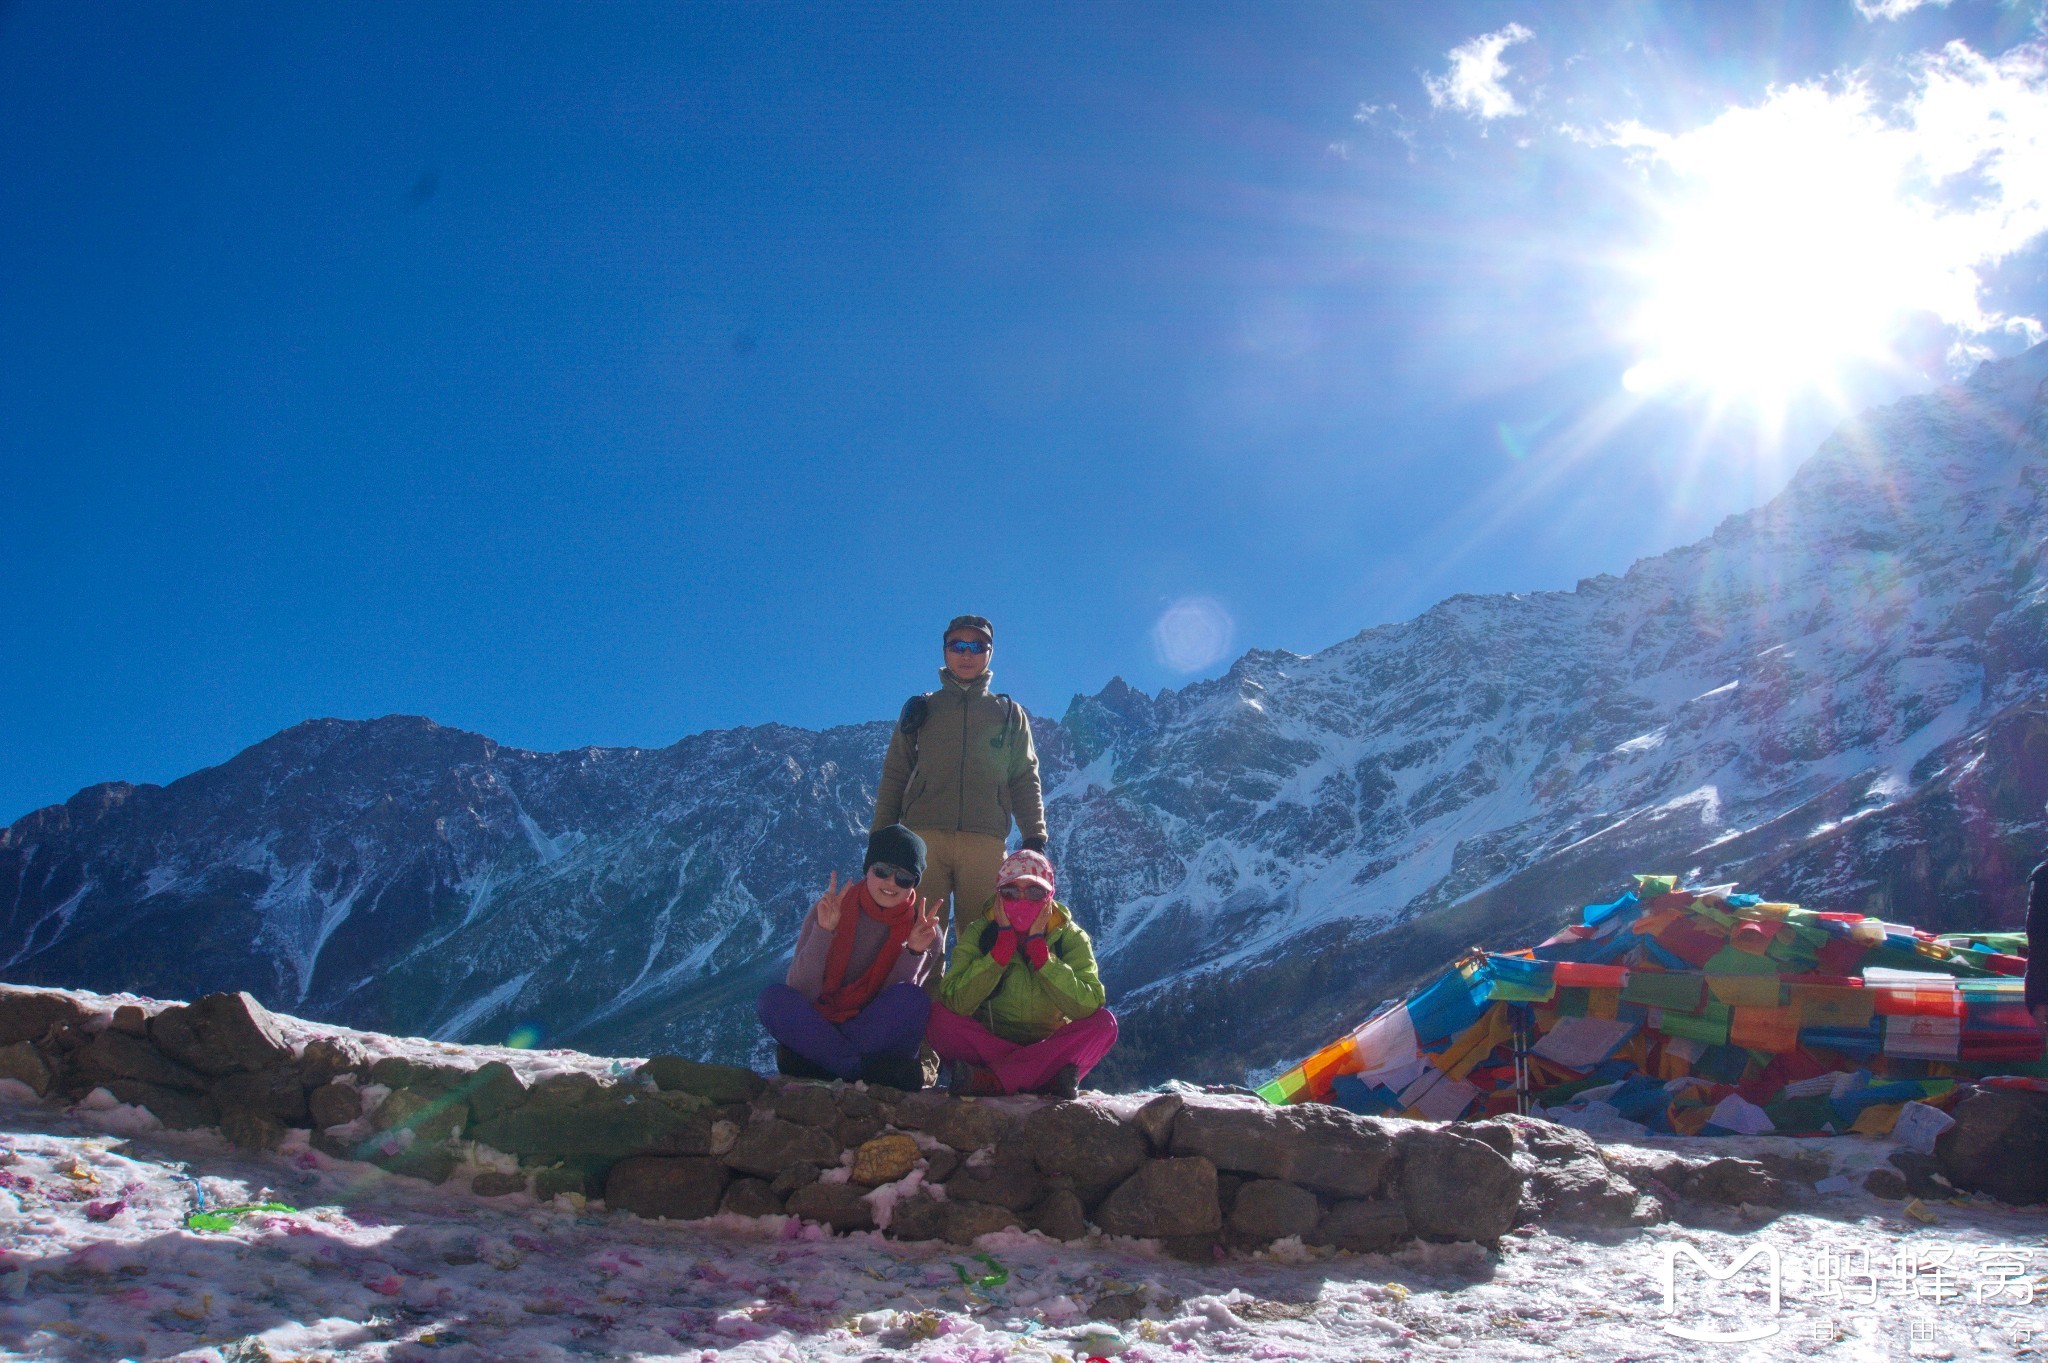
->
[11, 984, 2036, 1255]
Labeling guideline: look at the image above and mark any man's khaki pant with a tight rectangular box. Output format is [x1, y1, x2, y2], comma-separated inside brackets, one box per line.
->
[911, 827, 1007, 949]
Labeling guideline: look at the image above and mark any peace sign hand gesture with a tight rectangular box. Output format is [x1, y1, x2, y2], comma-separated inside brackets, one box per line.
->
[812, 872, 843, 932]
[905, 896, 942, 953]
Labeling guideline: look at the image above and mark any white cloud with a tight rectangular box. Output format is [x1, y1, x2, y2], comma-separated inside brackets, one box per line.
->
[1354, 101, 1420, 157]
[1606, 38, 2048, 391]
[1152, 598, 1235, 674]
[1854, 0, 1954, 20]
[1425, 23, 1534, 120]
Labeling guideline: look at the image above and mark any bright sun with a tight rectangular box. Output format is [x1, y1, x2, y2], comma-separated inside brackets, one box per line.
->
[1613, 76, 2023, 414]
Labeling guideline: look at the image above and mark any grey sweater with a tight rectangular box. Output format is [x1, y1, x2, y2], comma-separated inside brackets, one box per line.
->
[787, 898, 941, 1002]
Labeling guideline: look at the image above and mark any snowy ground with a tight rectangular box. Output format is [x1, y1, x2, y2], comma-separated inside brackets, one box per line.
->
[1, 1091, 2044, 1363]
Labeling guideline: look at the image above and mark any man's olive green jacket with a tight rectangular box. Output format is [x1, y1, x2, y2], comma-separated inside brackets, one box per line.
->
[872, 669, 1048, 845]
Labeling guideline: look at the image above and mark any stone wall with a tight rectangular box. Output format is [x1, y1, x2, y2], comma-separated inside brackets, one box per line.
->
[16, 984, 2029, 1254]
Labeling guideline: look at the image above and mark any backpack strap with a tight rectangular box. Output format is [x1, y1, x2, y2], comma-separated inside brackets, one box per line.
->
[993, 692, 1023, 738]
[898, 693, 931, 736]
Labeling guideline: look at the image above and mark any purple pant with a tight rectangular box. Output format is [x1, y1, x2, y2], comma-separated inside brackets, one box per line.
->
[926, 1004, 1118, 1095]
[756, 982, 931, 1081]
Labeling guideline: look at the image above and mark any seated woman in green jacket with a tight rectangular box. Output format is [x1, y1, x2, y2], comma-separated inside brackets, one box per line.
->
[928, 849, 1117, 1099]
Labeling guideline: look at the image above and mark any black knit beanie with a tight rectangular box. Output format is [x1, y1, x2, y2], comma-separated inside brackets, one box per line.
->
[864, 824, 927, 880]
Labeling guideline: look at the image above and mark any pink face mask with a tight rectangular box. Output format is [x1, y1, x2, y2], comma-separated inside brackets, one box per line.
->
[1003, 896, 1040, 931]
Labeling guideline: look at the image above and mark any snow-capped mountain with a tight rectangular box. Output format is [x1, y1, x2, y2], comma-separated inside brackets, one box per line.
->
[7, 347, 2047, 1086]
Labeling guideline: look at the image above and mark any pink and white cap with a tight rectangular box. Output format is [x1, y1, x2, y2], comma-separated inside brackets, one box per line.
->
[995, 848, 1056, 896]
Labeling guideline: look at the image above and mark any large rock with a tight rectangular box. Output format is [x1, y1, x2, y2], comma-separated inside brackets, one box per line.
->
[293, 1036, 366, 1087]
[1494, 1118, 1654, 1227]
[1021, 1101, 1147, 1204]
[721, 1118, 841, 1177]
[1027, 1187, 1090, 1242]
[525, 1071, 602, 1107]
[101, 1078, 218, 1130]
[1682, 1158, 1792, 1208]
[786, 1179, 877, 1231]
[1227, 1179, 1321, 1242]
[368, 1055, 478, 1094]
[374, 1089, 469, 1143]
[1094, 1157, 1222, 1238]
[374, 1142, 460, 1185]
[1520, 1151, 1655, 1227]
[220, 1107, 288, 1151]
[470, 1090, 712, 1162]
[308, 1081, 363, 1129]
[0, 989, 91, 1047]
[1602, 1146, 1700, 1199]
[1935, 1088, 2048, 1205]
[945, 1138, 1045, 1211]
[1170, 1097, 1395, 1197]
[471, 1171, 527, 1198]
[463, 1061, 528, 1123]
[1310, 1198, 1410, 1253]
[1885, 1149, 1952, 1200]
[75, 1030, 207, 1091]
[881, 1089, 947, 1130]
[889, 1192, 947, 1241]
[0, 1041, 53, 1095]
[929, 1100, 1015, 1152]
[536, 1161, 606, 1201]
[943, 1199, 1024, 1244]
[837, 1111, 882, 1144]
[606, 1155, 728, 1220]
[639, 1056, 766, 1105]
[1129, 1093, 1183, 1152]
[212, 1068, 311, 1126]
[720, 1178, 783, 1217]
[1393, 1127, 1522, 1243]
[850, 1133, 921, 1186]
[769, 1083, 841, 1129]
[149, 993, 293, 1076]
[771, 1162, 821, 1196]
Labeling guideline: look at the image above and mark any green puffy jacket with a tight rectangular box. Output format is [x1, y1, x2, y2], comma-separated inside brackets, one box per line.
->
[938, 901, 1106, 1043]
[872, 669, 1047, 845]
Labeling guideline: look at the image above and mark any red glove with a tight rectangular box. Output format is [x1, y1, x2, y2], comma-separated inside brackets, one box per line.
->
[1023, 935, 1050, 970]
[989, 928, 1019, 967]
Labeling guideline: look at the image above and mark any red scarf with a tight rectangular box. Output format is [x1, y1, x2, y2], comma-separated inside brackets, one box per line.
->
[815, 878, 914, 1024]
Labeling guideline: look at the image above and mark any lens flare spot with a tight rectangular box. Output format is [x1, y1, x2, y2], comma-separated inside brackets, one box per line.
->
[504, 1024, 543, 1050]
[1152, 597, 1235, 673]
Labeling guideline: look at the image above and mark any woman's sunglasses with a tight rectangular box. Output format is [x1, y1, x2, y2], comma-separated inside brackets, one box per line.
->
[998, 883, 1049, 901]
[867, 863, 920, 889]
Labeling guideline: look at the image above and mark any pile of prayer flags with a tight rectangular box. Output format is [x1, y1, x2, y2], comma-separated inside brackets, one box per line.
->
[1257, 875, 2044, 1137]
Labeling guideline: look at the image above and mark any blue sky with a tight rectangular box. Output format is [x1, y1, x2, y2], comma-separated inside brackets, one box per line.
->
[5, 1, 2047, 820]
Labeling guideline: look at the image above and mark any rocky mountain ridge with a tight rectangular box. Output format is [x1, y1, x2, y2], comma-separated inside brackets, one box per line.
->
[6, 345, 2047, 1085]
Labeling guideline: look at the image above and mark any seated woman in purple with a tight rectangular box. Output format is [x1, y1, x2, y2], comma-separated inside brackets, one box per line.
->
[755, 824, 942, 1090]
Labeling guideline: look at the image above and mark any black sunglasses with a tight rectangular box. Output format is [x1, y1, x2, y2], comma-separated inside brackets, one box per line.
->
[998, 883, 1049, 901]
[946, 639, 990, 655]
[868, 863, 920, 889]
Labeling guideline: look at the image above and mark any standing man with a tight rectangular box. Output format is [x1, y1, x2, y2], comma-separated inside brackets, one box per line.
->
[872, 614, 1048, 947]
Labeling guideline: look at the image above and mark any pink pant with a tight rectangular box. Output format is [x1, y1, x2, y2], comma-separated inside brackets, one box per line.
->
[926, 1004, 1118, 1095]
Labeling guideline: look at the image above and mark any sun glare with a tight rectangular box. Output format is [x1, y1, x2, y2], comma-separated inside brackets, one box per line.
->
[1620, 89, 1933, 410]
[1612, 43, 2048, 416]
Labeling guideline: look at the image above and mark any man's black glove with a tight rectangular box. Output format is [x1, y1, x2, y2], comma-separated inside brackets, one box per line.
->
[1021, 834, 1048, 853]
